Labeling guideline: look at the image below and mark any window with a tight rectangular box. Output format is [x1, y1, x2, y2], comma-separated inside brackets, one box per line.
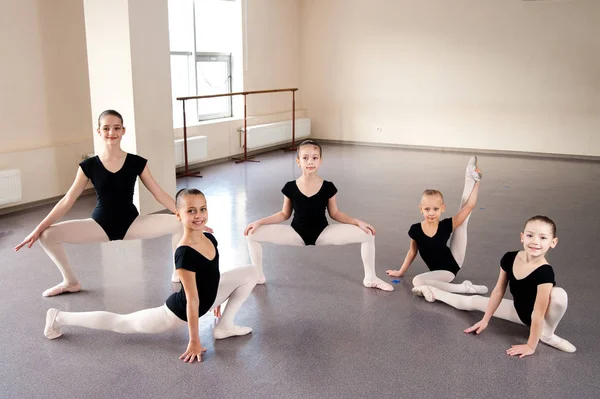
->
[168, 0, 242, 127]
[195, 53, 232, 120]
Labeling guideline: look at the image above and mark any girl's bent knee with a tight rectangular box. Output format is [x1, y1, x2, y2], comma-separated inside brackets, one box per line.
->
[39, 227, 56, 244]
[412, 276, 423, 287]
[550, 287, 568, 306]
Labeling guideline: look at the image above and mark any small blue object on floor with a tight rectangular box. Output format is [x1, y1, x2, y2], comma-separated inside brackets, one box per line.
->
[480, 207, 485, 210]
[391, 279, 401, 284]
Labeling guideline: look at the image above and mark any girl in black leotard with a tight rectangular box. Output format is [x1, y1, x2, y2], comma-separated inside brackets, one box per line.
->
[244, 140, 392, 291]
[43, 189, 258, 363]
[14, 110, 204, 297]
[413, 216, 576, 357]
[386, 158, 487, 295]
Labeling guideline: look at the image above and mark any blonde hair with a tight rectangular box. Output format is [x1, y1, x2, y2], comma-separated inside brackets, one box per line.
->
[297, 140, 322, 158]
[422, 189, 444, 201]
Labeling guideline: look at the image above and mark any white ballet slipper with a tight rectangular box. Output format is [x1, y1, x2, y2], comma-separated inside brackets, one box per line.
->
[44, 308, 62, 339]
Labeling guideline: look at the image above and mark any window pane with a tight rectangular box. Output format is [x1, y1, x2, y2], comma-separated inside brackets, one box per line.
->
[196, 59, 231, 119]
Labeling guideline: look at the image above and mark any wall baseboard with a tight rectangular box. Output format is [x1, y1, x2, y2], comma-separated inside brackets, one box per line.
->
[313, 138, 600, 163]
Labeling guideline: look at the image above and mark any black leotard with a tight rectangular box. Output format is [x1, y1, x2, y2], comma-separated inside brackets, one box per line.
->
[79, 153, 147, 241]
[500, 251, 556, 326]
[282, 180, 338, 245]
[408, 218, 460, 275]
[165, 233, 221, 321]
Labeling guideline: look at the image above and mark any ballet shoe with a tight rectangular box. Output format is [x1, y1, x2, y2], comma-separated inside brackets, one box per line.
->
[411, 285, 435, 302]
[42, 282, 81, 297]
[256, 275, 267, 285]
[541, 334, 577, 353]
[213, 325, 252, 340]
[462, 280, 488, 295]
[44, 308, 62, 339]
[467, 156, 482, 182]
[363, 278, 394, 292]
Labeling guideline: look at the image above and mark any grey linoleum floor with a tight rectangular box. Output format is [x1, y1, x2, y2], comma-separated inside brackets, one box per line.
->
[1, 144, 599, 399]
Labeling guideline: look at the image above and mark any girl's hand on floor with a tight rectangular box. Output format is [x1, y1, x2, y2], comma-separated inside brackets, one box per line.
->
[386, 269, 403, 277]
[180, 341, 207, 364]
[464, 319, 488, 335]
[506, 344, 535, 358]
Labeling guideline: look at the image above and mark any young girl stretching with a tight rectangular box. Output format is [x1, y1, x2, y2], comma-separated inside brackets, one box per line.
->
[244, 140, 392, 291]
[412, 216, 576, 357]
[14, 110, 202, 296]
[44, 188, 258, 363]
[386, 157, 487, 294]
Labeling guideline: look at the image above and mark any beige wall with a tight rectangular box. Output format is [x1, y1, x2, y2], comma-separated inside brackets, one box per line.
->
[300, 0, 600, 156]
[0, 0, 93, 209]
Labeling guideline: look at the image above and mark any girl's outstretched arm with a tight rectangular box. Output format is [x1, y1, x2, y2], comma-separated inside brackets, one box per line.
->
[14, 167, 89, 251]
[139, 165, 176, 213]
[464, 269, 508, 334]
[244, 196, 293, 235]
[386, 239, 418, 277]
[326, 195, 375, 235]
[452, 181, 481, 229]
[178, 268, 206, 363]
[506, 283, 552, 358]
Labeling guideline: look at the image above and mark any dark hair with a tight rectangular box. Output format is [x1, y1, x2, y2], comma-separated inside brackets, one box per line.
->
[175, 188, 205, 209]
[297, 139, 322, 158]
[524, 215, 557, 237]
[98, 110, 124, 127]
[422, 189, 444, 201]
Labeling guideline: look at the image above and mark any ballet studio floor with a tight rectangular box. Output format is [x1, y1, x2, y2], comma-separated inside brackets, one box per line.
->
[1, 144, 599, 399]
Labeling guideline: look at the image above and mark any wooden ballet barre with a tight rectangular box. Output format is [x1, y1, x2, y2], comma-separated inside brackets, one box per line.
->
[177, 87, 298, 101]
[176, 88, 299, 169]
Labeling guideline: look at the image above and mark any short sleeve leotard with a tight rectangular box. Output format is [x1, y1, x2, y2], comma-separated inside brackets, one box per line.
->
[500, 251, 556, 326]
[281, 180, 338, 245]
[165, 233, 221, 321]
[408, 218, 460, 275]
[79, 153, 147, 241]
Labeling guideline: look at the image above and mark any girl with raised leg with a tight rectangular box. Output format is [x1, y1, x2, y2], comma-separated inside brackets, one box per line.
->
[44, 189, 258, 363]
[412, 216, 576, 357]
[14, 110, 206, 296]
[244, 140, 392, 291]
[386, 157, 487, 294]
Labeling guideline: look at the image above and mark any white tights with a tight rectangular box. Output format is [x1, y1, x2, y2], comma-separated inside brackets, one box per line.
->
[412, 164, 481, 293]
[55, 266, 258, 334]
[427, 286, 575, 351]
[246, 223, 388, 287]
[39, 215, 182, 295]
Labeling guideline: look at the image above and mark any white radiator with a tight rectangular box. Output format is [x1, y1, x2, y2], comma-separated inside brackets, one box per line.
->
[240, 118, 311, 150]
[0, 169, 22, 206]
[174, 136, 208, 167]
